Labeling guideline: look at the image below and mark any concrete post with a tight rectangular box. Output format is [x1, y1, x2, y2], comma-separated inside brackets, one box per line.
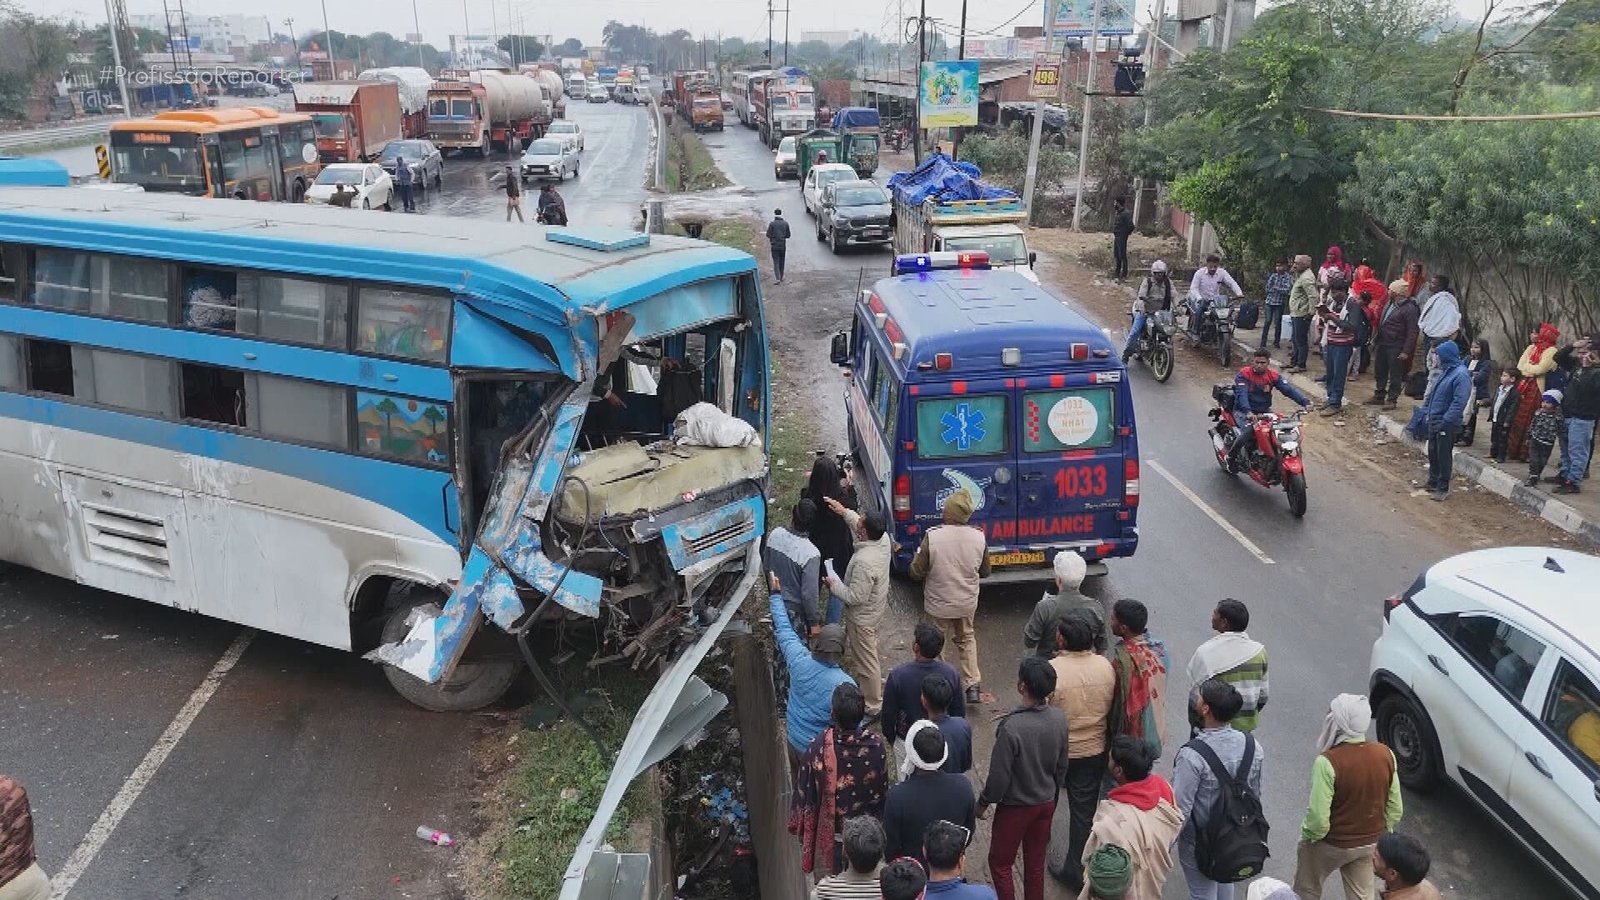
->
[731, 627, 805, 899]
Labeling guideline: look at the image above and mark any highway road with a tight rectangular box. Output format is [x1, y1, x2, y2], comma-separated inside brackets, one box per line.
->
[698, 120, 1578, 899]
[0, 98, 654, 900]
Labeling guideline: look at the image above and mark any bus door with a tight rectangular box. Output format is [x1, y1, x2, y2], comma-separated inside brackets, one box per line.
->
[261, 126, 286, 200]
[905, 379, 1013, 548]
[1011, 372, 1130, 556]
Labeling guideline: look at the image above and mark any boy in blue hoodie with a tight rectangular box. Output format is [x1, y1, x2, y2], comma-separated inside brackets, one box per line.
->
[1422, 341, 1473, 500]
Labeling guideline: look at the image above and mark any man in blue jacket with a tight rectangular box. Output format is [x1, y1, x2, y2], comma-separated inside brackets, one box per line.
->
[1226, 348, 1312, 471]
[771, 593, 856, 773]
[1423, 340, 1473, 500]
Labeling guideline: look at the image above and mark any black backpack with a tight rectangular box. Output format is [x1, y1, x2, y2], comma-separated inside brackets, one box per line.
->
[1235, 300, 1260, 330]
[1186, 734, 1270, 883]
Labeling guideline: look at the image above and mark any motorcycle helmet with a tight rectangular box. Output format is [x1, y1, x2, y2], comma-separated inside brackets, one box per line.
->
[1150, 260, 1168, 273]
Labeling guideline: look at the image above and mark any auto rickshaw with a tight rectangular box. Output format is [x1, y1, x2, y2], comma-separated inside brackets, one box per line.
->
[796, 129, 843, 186]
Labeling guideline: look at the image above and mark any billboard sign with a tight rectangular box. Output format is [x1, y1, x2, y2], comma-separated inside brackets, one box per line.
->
[918, 60, 979, 128]
[1051, 0, 1136, 36]
[1029, 53, 1063, 99]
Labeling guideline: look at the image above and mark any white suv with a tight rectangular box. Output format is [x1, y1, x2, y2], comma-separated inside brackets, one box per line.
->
[1369, 547, 1600, 898]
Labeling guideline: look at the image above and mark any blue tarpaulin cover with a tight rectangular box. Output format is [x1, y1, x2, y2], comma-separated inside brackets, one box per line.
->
[831, 107, 881, 130]
[886, 152, 1016, 207]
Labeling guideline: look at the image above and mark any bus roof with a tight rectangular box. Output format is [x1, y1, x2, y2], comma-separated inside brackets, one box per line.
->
[868, 269, 1115, 374]
[0, 187, 756, 379]
[108, 107, 312, 133]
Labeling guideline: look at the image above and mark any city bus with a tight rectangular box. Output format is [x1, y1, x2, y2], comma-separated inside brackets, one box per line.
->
[0, 167, 771, 723]
[107, 107, 321, 202]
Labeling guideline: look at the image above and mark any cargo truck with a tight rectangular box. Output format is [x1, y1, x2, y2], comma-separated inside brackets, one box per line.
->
[830, 107, 881, 177]
[357, 67, 434, 139]
[888, 153, 1039, 283]
[292, 80, 402, 163]
[690, 90, 725, 131]
[425, 71, 549, 155]
[753, 67, 817, 149]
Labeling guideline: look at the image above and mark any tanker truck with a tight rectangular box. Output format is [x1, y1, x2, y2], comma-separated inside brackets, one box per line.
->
[426, 70, 549, 155]
[531, 69, 567, 120]
[358, 66, 434, 139]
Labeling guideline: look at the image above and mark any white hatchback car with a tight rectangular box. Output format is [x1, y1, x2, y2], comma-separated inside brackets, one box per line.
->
[546, 120, 584, 152]
[1369, 547, 1600, 898]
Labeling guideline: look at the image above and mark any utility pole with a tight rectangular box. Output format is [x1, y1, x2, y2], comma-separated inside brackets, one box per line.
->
[951, 0, 968, 161]
[1071, 0, 1102, 231]
[461, 0, 472, 68]
[319, 0, 337, 79]
[912, 0, 926, 165]
[767, 0, 773, 63]
[1021, 0, 1060, 224]
[408, 2, 424, 68]
[782, 2, 790, 65]
[1131, 0, 1164, 224]
[101, 0, 132, 116]
[284, 17, 300, 70]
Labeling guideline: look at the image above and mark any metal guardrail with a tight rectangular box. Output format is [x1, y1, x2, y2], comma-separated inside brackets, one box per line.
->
[649, 93, 667, 191]
[0, 119, 114, 152]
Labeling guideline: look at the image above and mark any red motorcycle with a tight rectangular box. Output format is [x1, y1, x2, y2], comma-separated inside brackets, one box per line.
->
[1209, 385, 1309, 517]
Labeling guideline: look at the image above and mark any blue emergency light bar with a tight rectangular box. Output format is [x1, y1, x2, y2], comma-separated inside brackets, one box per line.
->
[891, 250, 992, 275]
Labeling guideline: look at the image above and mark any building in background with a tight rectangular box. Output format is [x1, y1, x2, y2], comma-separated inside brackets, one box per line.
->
[799, 30, 857, 49]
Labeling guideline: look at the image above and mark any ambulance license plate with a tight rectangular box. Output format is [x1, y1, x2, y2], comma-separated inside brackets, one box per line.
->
[989, 550, 1046, 567]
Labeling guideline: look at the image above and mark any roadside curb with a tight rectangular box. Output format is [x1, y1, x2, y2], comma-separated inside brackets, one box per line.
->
[1228, 331, 1600, 549]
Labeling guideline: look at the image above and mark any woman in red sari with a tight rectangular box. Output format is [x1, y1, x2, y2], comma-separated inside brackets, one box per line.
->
[1507, 324, 1561, 461]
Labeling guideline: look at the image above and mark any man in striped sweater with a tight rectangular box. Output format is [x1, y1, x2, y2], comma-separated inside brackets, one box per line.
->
[1185, 599, 1269, 735]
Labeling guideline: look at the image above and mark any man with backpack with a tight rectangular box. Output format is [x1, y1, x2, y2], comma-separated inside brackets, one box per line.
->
[1173, 679, 1267, 900]
[1291, 694, 1402, 900]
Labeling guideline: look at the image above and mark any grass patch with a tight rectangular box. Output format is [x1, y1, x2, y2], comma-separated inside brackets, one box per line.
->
[477, 666, 653, 897]
[665, 217, 760, 259]
[663, 117, 731, 193]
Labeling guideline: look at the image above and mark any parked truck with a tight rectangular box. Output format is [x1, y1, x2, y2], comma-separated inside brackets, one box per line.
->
[357, 67, 434, 139]
[830, 106, 881, 177]
[426, 71, 549, 156]
[690, 89, 725, 131]
[753, 67, 817, 149]
[531, 69, 567, 120]
[888, 153, 1039, 283]
[672, 70, 712, 109]
[292, 80, 402, 163]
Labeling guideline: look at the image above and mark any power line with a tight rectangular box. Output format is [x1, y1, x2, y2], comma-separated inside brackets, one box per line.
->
[1306, 107, 1600, 122]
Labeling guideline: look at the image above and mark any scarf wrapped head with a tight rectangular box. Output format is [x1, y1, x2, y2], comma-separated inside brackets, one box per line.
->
[942, 489, 974, 525]
[1316, 693, 1372, 753]
[899, 719, 950, 781]
[1388, 279, 1411, 298]
[1405, 261, 1426, 297]
[1085, 844, 1133, 898]
[1529, 322, 1560, 364]
[1246, 877, 1298, 900]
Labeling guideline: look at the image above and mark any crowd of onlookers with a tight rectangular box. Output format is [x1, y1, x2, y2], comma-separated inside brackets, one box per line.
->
[766, 472, 1450, 900]
[1189, 246, 1598, 501]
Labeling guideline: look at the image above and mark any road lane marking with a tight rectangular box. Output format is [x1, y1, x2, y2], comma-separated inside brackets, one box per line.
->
[51, 629, 255, 898]
[1146, 460, 1276, 565]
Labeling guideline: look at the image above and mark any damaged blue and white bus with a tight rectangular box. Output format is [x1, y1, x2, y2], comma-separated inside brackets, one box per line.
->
[0, 160, 770, 894]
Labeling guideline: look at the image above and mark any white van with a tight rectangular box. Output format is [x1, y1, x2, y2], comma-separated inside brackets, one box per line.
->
[565, 74, 586, 99]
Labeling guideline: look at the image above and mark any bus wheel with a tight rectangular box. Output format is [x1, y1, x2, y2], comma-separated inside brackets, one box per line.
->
[380, 590, 520, 712]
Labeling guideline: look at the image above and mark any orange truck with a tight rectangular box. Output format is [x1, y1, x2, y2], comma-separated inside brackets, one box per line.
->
[690, 90, 725, 132]
[291, 80, 402, 163]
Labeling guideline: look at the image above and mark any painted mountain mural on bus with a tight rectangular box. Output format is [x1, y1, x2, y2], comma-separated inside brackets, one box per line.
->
[356, 391, 449, 465]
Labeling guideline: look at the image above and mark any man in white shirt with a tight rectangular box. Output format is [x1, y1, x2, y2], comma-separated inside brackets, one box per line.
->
[1188, 254, 1244, 339]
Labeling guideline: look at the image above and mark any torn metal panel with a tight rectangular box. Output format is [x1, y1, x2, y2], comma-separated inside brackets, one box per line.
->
[658, 495, 766, 572]
[575, 852, 652, 900]
[634, 675, 727, 775]
[498, 515, 603, 619]
[559, 541, 760, 900]
[365, 548, 486, 682]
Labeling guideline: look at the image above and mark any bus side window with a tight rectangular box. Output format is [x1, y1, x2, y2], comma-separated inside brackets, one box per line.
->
[0, 244, 19, 302]
[181, 363, 247, 427]
[25, 339, 75, 397]
[0, 335, 23, 390]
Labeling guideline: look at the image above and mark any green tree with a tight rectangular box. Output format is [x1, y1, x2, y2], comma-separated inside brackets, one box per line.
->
[375, 396, 401, 441]
[0, 4, 72, 120]
[557, 37, 585, 57]
[496, 35, 545, 67]
[421, 404, 445, 434]
[959, 131, 1075, 206]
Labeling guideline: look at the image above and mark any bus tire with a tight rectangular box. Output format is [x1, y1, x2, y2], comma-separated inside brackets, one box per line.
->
[380, 589, 520, 712]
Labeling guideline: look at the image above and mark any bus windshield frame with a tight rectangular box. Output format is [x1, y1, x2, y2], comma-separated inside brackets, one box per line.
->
[109, 131, 207, 193]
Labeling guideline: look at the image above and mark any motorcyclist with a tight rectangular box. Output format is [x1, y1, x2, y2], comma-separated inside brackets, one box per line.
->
[1227, 347, 1313, 470]
[537, 183, 568, 225]
[1187, 253, 1245, 339]
[1121, 260, 1175, 363]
